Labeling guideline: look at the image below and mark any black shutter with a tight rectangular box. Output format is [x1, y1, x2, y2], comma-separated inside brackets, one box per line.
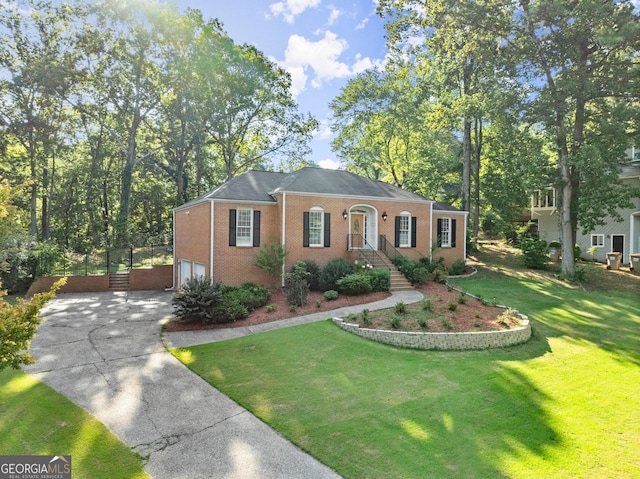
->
[229, 209, 237, 246]
[324, 213, 331, 247]
[303, 212, 310, 247]
[411, 217, 417, 247]
[451, 219, 457, 247]
[253, 211, 261, 247]
[394, 216, 401, 247]
[437, 218, 442, 247]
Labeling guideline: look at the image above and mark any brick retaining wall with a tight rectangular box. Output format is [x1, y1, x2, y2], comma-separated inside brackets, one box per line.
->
[333, 315, 531, 350]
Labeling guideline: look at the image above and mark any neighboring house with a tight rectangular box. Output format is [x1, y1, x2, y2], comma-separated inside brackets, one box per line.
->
[173, 167, 468, 288]
[532, 148, 640, 264]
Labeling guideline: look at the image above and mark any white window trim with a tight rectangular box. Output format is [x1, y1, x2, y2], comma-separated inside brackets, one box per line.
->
[591, 234, 604, 248]
[440, 217, 451, 248]
[399, 211, 411, 248]
[532, 188, 556, 208]
[236, 208, 253, 247]
[309, 207, 324, 247]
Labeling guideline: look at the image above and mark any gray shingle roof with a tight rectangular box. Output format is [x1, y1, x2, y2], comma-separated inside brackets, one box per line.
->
[176, 167, 463, 212]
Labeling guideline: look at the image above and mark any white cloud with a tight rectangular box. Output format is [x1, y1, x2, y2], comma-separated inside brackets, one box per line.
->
[269, 0, 321, 24]
[319, 158, 342, 169]
[351, 53, 385, 75]
[280, 31, 351, 95]
[278, 30, 388, 96]
[355, 18, 369, 30]
[327, 6, 342, 25]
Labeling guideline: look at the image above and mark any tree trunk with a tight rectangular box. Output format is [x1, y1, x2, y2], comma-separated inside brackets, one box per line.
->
[462, 117, 472, 214]
[473, 118, 482, 247]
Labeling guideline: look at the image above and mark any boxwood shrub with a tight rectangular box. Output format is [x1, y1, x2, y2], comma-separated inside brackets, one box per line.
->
[320, 258, 353, 291]
[337, 273, 373, 295]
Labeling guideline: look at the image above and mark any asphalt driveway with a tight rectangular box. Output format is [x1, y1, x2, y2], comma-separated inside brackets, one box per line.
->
[23, 290, 341, 479]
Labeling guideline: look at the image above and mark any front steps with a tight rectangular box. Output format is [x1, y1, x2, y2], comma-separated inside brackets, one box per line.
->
[358, 250, 414, 292]
[108, 271, 130, 291]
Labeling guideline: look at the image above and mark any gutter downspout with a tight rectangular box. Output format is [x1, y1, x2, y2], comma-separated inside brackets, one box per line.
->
[281, 192, 286, 288]
[169, 208, 176, 290]
[214, 200, 215, 282]
[429, 203, 433, 262]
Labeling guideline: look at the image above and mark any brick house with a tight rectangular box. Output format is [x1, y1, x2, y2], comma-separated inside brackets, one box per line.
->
[172, 167, 467, 288]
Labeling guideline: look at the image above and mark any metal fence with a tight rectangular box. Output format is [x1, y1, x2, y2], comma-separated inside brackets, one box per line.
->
[49, 245, 173, 276]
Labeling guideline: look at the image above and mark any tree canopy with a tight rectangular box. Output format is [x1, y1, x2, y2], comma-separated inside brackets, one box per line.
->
[0, 0, 316, 250]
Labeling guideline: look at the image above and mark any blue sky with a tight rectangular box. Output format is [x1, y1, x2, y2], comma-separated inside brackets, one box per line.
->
[172, 0, 390, 169]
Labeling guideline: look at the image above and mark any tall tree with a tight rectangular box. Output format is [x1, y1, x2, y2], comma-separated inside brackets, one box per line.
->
[378, 0, 512, 243]
[331, 64, 461, 197]
[0, 0, 83, 240]
[197, 40, 317, 181]
[512, 0, 640, 275]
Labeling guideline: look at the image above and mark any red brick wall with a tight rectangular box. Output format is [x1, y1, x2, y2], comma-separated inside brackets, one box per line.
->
[212, 202, 279, 287]
[27, 275, 109, 296]
[432, 212, 467, 265]
[173, 193, 467, 288]
[174, 201, 212, 287]
[130, 265, 173, 290]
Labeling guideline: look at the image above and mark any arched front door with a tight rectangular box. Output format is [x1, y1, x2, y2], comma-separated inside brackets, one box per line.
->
[348, 206, 377, 249]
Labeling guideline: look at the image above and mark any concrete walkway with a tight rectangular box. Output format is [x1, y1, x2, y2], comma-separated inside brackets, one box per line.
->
[23, 289, 422, 479]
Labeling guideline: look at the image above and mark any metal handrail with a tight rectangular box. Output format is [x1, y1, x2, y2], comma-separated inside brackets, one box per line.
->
[347, 234, 391, 273]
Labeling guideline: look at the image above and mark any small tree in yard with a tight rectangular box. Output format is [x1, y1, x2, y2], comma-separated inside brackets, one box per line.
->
[284, 261, 310, 307]
[256, 238, 288, 288]
[0, 278, 65, 372]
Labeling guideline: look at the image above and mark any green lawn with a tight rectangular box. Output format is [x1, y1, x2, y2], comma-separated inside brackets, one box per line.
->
[172, 247, 640, 478]
[0, 368, 149, 479]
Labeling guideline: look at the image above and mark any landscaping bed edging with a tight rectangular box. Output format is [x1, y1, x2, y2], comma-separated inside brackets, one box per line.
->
[332, 314, 531, 350]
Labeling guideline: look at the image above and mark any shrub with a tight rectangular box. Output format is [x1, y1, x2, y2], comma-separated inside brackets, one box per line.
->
[419, 256, 446, 273]
[226, 283, 270, 311]
[421, 299, 433, 311]
[0, 278, 65, 371]
[337, 273, 372, 295]
[255, 238, 288, 288]
[457, 292, 468, 304]
[432, 269, 447, 284]
[217, 299, 249, 322]
[365, 268, 390, 291]
[391, 255, 416, 281]
[520, 236, 549, 269]
[411, 266, 431, 284]
[172, 277, 225, 323]
[361, 309, 370, 325]
[320, 258, 353, 291]
[390, 316, 402, 329]
[417, 317, 428, 329]
[574, 244, 582, 261]
[0, 236, 59, 294]
[394, 301, 407, 314]
[172, 278, 266, 324]
[284, 261, 310, 307]
[265, 303, 276, 313]
[323, 290, 338, 301]
[447, 301, 458, 312]
[298, 260, 321, 291]
[447, 259, 466, 276]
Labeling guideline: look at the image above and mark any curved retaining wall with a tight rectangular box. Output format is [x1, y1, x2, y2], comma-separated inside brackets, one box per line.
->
[332, 315, 531, 351]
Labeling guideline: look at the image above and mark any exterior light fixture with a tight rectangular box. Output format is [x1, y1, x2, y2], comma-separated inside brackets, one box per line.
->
[342, 209, 348, 220]
[382, 211, 388, 221]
